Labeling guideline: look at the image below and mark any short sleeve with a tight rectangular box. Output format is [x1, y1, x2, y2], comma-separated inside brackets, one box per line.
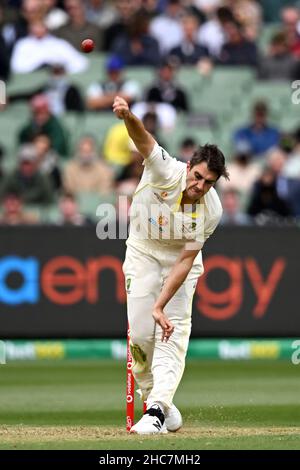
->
[203, 212, 222, 244]
[86, 83, 104, 99]
[203, 190, 223, 245]
[144, 142, 185, 186]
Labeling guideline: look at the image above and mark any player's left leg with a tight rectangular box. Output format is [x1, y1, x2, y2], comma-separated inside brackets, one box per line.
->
[146, 261, 203, 429]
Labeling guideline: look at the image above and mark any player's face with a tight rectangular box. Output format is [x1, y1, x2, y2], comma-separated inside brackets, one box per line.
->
[185, 161, 218, 201]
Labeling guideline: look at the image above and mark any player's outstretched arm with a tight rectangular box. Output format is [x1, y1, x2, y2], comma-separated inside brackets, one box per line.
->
[152, 244, 201, 342]
[113, 96, 156, 159]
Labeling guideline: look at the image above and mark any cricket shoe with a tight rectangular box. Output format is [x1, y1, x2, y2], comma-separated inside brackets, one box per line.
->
[130, 404, 168, 434]
[165, 404, 183, 432]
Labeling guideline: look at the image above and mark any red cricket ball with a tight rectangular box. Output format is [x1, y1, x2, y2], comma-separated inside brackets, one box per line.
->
[81, 39, 94, 53]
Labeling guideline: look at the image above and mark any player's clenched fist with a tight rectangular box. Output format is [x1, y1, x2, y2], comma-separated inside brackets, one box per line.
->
[113, 96, 130, 120]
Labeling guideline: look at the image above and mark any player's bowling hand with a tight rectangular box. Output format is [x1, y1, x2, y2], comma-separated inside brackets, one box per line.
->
[152, 307, 175, 342]
[113, 96, 130, 119]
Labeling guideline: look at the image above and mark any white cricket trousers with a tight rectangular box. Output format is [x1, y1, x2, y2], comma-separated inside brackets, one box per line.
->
[123, 241, 204, 411]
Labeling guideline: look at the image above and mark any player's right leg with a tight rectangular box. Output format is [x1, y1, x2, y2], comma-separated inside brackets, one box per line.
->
[123, 244, 161, 405]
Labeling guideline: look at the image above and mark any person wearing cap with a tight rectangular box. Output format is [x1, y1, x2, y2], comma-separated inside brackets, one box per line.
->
[86, 55, 141, 111]
[1, 144, 53, 205]
[18, 94, 69, 156]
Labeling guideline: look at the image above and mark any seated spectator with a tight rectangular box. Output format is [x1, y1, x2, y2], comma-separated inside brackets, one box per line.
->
[280, 6, 300, 58]
[198, 6, 233, 58]
[111, 8, 161, 66]
[86, 55, 141, 111]
[1, 144, 53, 205]
[44, 64, 84, 115]
[258, 32, 298, 81]
[11, 20, 88, 74]
[33, 133, 61, 190]
[218, 142, 261, 208]
[85, 0, 118, 29]
[10, 64, 84, 114]
[169, 10, 210, 66]
[233, 101, 280, 158]
[218, 18, 258, 66]
[56, 192, 93, 225]
[247, 167, 292, 223]
[220, 188, 251, 225]
[103, 122, 131, 168]
[150, 0, 184, 55]
[145, 58, 189, 111]
[104, 105, 169, 170]
[19, 94, 69, 156]
[141, 111, 167, 148]
[225, 0, 262, 41]
[2, 0, 45, 54]
[63, 135, 114, 195]
[54, 0, 102, 51]
[117, 139, 143, 193]
[177, 137, 197, 162]
[103, 0, 141, 52]
[0, 191, 39, 225]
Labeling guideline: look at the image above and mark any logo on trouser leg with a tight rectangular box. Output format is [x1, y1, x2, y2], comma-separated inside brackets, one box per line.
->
[130, 343, 148, 373]
[126, 278, 131, 294]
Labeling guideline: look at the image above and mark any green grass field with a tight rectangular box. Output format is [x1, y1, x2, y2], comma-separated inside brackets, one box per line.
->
[0, 359, 299, 450]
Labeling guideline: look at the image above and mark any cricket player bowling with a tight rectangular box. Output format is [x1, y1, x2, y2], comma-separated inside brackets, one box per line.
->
[113, 96, 229, 435]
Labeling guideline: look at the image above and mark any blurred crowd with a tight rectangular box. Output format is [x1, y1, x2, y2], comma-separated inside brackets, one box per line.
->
[0, 0, 300, 226]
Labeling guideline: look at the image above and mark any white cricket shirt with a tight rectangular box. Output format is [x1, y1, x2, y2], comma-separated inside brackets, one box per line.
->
[127, 142, 222, 258]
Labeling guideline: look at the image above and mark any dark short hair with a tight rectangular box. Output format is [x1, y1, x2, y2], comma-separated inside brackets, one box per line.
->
[190, 144, 229, 180]
[181, 137, 196, 148]
[253, 100, 268, 115]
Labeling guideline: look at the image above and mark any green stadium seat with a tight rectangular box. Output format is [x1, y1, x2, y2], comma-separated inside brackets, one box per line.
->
[124, 67, 156, 90]
[78, 192, 116, 220]
[250, 81, 292, 111]
[0, 103, 31, 169]
[260, 0, 297, 23]
[211, 66, 255, 92]
[258, 23, 281, 52]
[6, 69, 49, 95]
[71, 53, 108, 94]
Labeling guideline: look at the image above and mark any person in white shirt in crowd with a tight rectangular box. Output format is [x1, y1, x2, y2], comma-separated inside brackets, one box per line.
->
[198, 6, 234, 58]
[150, 0, 184, 55]
[11, 20, 88, 74]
